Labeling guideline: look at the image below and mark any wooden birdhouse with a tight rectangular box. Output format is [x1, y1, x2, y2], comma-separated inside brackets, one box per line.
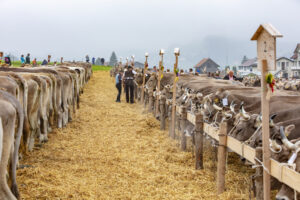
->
[251, 23, 283, 71]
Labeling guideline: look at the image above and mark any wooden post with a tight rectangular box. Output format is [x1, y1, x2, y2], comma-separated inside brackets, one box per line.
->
[180, 106, 187, 151]
[261, 59, 271, 200]
[141, 53, 148, 103]
[171, 48, 180, 139]
[160, 97, 166, 130]
[148, 91, 154, 113]
[155, 49, 164, 117]
[194, 113, 204, 169]
[251, 24, 282, 200]
[217, 122, 228, 194]
[255, 147, 263, 200]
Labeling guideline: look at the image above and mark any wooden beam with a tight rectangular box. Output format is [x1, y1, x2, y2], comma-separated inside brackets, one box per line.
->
[155, 57, 163, 117]
[194, 113, 204, 169]
[217, 122, 228, 194]
[180, 106, 187, 151]
[171, 54, 179, 139]
[261, 59, 271, 200]
[141, 56, 148, 103]
[182, 113, 300, 193]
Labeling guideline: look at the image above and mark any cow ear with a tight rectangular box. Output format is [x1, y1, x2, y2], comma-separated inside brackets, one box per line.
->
[284, 124, 295, 137]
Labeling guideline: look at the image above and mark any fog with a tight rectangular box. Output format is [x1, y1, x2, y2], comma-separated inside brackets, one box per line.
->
[1, 0, 299, 69]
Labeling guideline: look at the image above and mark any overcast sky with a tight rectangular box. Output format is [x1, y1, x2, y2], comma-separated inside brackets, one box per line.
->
[1, 0, 299, 69]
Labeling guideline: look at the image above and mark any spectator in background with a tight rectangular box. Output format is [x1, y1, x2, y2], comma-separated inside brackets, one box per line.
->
[166, 69, 170, 72]
[86, 55, 90, 63]
[54, 61, 57, 66]
[115, 71, 123, 102]
[20, 55, 25, 64]
[4, 55, 11, 66]
[153, 66, 157, 72]
[189, 68, 193, 74]
[180, 69, 184, 74]
[41, 59, 48, 65]
[32, 58, 37, 66]
[92, 57, 95, 65]
[223, 70, 237, 81]
[25, 53, 30, 64]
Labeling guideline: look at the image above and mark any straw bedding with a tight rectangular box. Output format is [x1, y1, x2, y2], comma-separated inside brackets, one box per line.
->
[17, 71, 256, 199]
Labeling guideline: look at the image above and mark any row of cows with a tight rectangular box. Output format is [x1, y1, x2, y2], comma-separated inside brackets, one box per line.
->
[0, 63, 92, 200]
[131, 70, 300, 200]
[243, 75, 300, 92]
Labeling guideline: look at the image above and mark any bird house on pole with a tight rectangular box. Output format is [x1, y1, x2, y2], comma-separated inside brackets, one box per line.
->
[251, 23, 282, 200]
[251, 23, 282, 71]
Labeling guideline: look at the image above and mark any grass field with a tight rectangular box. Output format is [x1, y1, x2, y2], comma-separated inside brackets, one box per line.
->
[92, 65, 112, 71]
[6, 61, 112, 72]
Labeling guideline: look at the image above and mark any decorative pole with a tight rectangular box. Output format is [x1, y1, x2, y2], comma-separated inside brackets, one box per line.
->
[126, 57, 129, 67]
[141, 52, 149, 103]
[61, 57, 63, 64]
[155, 49, 164, 117]
[251, 23, 282, 200]
[131, 55, 135, 67]
[171, 48, 180, 139]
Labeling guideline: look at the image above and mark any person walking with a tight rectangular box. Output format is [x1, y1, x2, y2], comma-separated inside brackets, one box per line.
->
[86, 55, 90, 63]
[115, 71, 123, 102]
[123, 66, 136, 103]
[20, 55, 25, 64]
[92, 57, 95, 65]
[25, 53, 30, 64]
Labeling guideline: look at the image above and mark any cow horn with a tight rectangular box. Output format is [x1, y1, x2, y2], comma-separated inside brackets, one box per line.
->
[230, 101, 236, 113]
[280, 126, 296, 150]
[269, 114, 277, 127]
[270, 139, 281, 152]
[224, 111, 232, 119]
[213, 103, 223, 111]
[240, 105, 250, 120]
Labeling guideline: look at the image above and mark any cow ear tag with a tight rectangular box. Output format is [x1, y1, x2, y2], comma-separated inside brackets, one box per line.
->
[222, 98, 228, 106]
[214, 98, 219, 103]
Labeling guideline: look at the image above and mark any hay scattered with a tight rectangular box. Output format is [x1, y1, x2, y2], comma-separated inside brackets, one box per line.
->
[18, 71, 255, 199]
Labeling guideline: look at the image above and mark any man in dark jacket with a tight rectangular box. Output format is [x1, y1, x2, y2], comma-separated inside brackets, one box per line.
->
[123, 66, 136, 103]
[115, 71, 123, 102]
[25, 53, 30, 64]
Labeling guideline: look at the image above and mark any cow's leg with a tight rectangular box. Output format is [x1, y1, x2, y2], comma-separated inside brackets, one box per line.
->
[0, 105, 18, 200]
[57, 111, 63, 128]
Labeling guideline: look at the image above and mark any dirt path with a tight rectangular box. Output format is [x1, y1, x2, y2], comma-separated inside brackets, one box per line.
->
[17, 71, 254, 200]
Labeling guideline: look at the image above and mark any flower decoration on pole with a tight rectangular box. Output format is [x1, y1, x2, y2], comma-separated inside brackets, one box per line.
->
[174, 68, 179, 82]
[266, 73, 275, 93]
[160, 64, 164, 79]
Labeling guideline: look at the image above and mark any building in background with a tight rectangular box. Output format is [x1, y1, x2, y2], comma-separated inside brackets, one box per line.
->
[238, 57, 259, 76]
[275, 43, 300, 78]
[193, 58, 220, 74]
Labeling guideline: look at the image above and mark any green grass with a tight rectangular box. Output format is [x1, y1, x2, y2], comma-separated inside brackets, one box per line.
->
[92, 65, 112, 71]
[8, 61, 112, 72]
[9, 61, 56, 67]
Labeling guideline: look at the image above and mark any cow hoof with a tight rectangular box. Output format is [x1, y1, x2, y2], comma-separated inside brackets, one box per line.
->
[35, 143, 43, 148]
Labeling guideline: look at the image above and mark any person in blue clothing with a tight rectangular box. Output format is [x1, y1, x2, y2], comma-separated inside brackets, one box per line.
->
[92, 57, 95, 65]
[115, 71, 123, 102]
[20, 55, 25, 64]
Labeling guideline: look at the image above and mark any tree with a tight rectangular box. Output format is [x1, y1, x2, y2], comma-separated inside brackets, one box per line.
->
[100, 58, 105, 65]
[109, 51, 118, 66]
